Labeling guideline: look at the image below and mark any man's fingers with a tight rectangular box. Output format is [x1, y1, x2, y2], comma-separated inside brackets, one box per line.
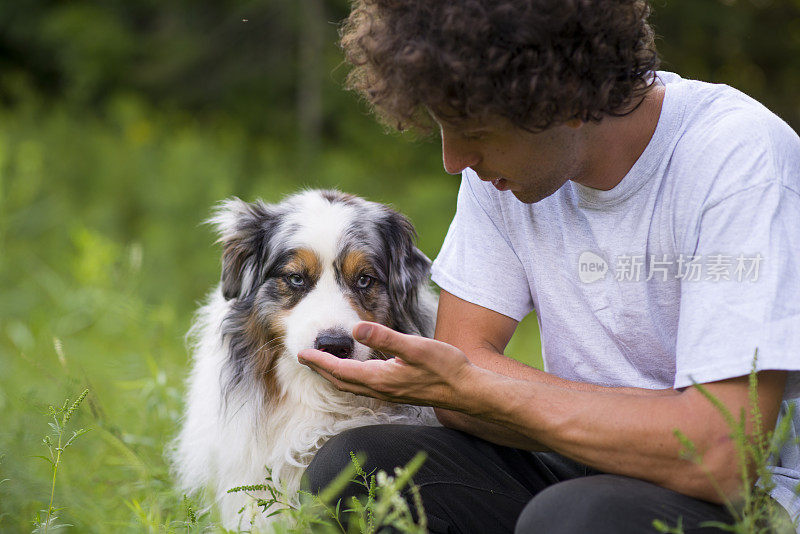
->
[298, 349, 392, 399]
[298, 349, 365, 383]
[352, 322, 425, 361]
[311, 365, 386, 398]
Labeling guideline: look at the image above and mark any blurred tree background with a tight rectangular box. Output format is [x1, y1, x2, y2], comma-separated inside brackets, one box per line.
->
[0, 0, 798, 531]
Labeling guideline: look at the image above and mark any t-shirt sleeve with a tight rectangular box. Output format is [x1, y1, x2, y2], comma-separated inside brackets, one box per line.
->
[674, 181, 800, 397]
[431, 170, 534, 321]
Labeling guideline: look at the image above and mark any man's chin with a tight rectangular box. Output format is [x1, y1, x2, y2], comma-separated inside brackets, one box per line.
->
[512, 181, 568, 204]
[512, 189, 550, 204]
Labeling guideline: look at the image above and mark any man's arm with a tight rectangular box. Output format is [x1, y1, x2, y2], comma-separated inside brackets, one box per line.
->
[299, 302, 786, 504]
[433, 291, 677, 439]
[465, 365, 786, 504]
[431, 290, 546, 449]
[433, 290, 785, 503]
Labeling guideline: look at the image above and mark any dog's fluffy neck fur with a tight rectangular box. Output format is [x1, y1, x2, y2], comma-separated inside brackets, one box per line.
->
[176, 291, 434, 529]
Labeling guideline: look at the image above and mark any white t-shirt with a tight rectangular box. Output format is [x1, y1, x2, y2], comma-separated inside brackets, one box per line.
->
[431, 72, 800, 524]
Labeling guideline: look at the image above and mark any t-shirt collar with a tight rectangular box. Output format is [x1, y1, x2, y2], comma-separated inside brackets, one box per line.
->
[572, 73, 686, 209]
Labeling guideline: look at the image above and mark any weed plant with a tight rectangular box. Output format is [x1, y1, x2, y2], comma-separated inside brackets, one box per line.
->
[32, 389, 89, 533]
[654, 355, 799, 534]
[0, 455, 8, 527]
[228, 452, 428, 533]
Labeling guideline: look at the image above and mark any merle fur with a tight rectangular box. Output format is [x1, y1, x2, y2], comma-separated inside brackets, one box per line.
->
[215, 190, 433, 399]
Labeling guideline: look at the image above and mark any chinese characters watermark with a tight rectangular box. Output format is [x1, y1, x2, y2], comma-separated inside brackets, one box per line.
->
[578, 252, 763, 283]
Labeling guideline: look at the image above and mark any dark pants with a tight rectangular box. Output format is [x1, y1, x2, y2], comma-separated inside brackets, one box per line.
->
[305, 424, 738, 533]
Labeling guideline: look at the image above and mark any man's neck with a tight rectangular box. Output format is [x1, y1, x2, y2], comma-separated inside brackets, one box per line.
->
[575, 84, 667, 191]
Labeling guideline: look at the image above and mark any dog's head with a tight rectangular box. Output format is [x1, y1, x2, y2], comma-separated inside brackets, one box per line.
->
[210, 190, 435, 397]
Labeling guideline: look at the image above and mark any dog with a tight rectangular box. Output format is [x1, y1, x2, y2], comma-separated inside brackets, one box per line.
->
[172, 189, 438, 530]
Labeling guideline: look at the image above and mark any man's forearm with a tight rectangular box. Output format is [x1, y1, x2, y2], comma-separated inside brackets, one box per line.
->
[433, 407, 549, 450]
[433, 291, 675, 442]
[438, 346, 678, 441]
[435, 347, 549, 448]
[468, 346, 678, 396]
[457, 365, 786, 504]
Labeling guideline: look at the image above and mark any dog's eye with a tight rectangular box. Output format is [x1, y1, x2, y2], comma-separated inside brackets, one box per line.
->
[355, 274, 374, 290]
[286, 274, 305, 288]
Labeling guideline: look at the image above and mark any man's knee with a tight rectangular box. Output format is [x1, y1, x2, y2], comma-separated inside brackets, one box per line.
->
[305, 424, 430, 494]
[515, 475, 733, 534]
[515, 475, 655, 534]
[515, 476, 622, 534]
[518, 474, 675, 533]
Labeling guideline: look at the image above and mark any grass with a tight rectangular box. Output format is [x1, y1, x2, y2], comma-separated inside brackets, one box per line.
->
[654, 356, 799, 534]
[32, 389, 89, 533]
[226, 452, 429, 533]
[1, 98, 794, 533]
[0, 97, 540, 532]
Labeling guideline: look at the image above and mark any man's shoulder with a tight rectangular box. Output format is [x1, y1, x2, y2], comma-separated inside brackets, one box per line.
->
[664, 74, 800, 199]
[667, 73, 799, 160]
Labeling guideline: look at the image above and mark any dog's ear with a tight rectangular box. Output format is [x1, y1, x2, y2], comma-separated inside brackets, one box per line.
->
[209, 198, 276, 300]
[376, 208, 434, 336]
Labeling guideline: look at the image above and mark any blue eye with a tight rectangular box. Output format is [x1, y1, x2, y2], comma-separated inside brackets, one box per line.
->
[287, 274, 305, 287]
[356, 275, 374, 289]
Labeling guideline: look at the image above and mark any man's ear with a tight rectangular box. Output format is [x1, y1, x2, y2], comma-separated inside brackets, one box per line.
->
[376, 208, 433, 336]
[208, 198, 276, 300]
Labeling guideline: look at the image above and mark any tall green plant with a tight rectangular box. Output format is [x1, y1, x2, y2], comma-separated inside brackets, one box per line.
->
[0, 454, 9, 526]
[32, 389, 90, 533]
[228, 452, 429, 533]
[654, 354, 798, 533]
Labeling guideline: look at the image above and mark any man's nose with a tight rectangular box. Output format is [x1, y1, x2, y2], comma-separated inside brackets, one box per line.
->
[441, 135, 480, 175]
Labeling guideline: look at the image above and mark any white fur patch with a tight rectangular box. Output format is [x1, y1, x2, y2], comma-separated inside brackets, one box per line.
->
[284, 191, 357, 261]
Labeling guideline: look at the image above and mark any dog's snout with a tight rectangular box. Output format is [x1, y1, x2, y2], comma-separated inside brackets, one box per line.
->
[314, 333, 355, 359]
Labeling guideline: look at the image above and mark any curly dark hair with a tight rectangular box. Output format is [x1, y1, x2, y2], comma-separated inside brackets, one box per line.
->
[340, 0, 659, 133]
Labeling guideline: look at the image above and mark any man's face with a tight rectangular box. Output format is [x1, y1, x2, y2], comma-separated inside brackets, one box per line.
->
[437, 116, 586, 204]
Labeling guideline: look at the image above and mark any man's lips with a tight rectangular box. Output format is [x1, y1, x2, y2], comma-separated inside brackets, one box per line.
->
[486, 178, 511, 191]
[475, 171, 514, 191]
[491, 178, 510, 191]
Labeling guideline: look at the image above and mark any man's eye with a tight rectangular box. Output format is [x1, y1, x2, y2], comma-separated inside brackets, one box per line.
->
[355, 275, 374, 290]
[286, 274, 305, 287]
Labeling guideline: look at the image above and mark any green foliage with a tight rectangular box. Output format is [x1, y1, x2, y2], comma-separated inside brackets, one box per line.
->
[653, 516, 684, 534]
[654, 354, 799, 534]
[0, 455, 9, 527]
[0, 84, 467, 530]
[228, 452, 428, 533]
[32, 389, 89, 533]
[650, 0, 800, 130]
[0, 1, 796, 532]
[0, 85, 452, 534]
[2, 1, 799, 134]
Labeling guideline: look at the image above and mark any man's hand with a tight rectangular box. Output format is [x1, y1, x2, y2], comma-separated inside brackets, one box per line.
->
[298, 322, 477, 411]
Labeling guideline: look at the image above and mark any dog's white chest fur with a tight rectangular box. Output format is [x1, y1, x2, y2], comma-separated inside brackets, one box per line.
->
[171, 191, 438, 531]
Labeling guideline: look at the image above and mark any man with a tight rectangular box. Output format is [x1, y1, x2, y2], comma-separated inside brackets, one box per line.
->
[298, 0, 800, 532]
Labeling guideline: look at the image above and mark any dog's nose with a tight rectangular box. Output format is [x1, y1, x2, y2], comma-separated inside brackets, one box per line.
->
[314, 333, 354, 359]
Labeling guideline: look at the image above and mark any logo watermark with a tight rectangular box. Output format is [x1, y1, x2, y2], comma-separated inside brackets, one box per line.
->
[578, 251, 609, 283]
[578, 253, 763, 283]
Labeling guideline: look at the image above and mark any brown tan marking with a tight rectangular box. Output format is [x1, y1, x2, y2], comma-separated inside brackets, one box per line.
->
[285, 248, 322, 280]
[244, 309, 287, 404]
[341, 249, 382, 323]
[341, 249, 373, 281]
[273, 248, 324, 306]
